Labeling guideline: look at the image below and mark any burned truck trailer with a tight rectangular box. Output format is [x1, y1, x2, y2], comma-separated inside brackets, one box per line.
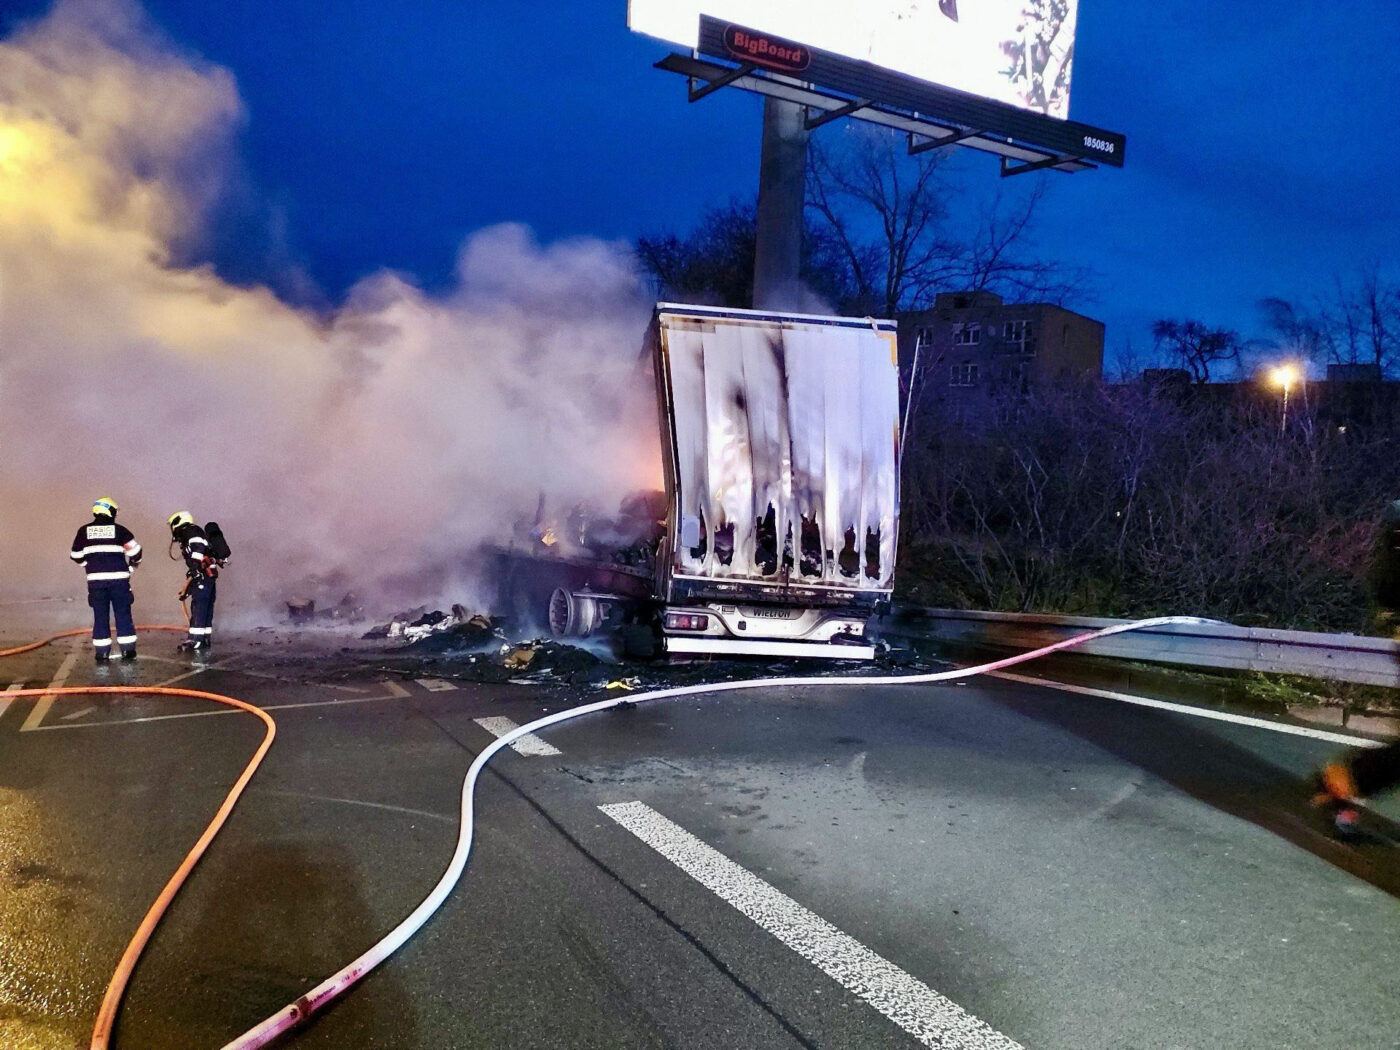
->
[493, 303, 901, 659]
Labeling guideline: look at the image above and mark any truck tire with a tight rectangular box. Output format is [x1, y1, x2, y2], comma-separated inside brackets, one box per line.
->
[549, 588, 603, 638]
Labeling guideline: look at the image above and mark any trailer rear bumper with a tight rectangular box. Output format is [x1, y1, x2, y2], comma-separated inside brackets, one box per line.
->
[663, 637, 875, 660]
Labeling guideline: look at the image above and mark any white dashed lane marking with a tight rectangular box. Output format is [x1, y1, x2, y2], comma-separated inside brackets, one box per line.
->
[21, 649, 78, 731]
[600, 801, 1023, 1050]
[474, 716, 562, 756]
[415, 677, 457, 692]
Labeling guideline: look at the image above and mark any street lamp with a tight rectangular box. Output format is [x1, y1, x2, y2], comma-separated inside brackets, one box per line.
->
[1270, 364, 1299, 432]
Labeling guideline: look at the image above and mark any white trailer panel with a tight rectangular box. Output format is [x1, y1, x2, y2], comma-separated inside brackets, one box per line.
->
[654, 305, 899, 599]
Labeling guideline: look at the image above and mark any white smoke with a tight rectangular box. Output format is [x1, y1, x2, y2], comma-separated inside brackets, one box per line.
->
[0, 0, 661, 624]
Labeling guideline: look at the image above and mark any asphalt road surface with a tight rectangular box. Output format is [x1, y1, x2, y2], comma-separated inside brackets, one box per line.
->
[2, 624, 1398, 1050]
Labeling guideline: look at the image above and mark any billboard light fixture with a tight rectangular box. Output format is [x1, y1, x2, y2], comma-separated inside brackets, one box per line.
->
[804, 97, 872, 131]
[687, 60, 756, 102]
[657, 45, 1112, 175]
[907, 126, 989, 156]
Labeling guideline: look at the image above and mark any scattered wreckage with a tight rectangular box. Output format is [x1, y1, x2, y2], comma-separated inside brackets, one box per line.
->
[363, 604, 495, 644]
[490, 304, 900, 661]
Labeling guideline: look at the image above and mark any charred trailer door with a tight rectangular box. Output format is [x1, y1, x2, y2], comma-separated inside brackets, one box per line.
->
[651, 304, 899, 659]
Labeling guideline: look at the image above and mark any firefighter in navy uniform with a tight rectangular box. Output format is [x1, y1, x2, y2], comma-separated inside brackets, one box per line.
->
[70, 497, 142, 662]
[169, 511, 221, 653]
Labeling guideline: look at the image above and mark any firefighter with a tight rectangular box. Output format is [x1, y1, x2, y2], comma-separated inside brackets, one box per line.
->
[70, 497, 142, 662]
[1313, 500, 1400, 834]
[169, 511, 219, 653]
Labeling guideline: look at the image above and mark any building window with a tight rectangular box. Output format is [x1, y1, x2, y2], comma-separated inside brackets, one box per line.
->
[996, 400, 1025, 425]
[995, 360, 1030, 395]
[915, 326, 933, 350]
[950, 362, 979, 387]
[1002, 319, 1036, 354]
[953, 323, 981, 346]
[1003, 320, 1032, 343]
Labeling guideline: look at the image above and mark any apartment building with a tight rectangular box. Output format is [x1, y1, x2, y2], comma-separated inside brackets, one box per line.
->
[898, 292, 1104, 419]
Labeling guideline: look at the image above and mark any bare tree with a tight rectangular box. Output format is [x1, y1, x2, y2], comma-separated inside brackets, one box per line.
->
[806, 126, 1090, 316]
[1151, 319, 1243, 383]
[1258, 267, 1400, 377]
[1258, 296, 1327, 362]
[805, 129, 957, 316]
[634, 200, 854, 309]
[1348, 265, 1399, 373]
[954, 180, 1093, 303]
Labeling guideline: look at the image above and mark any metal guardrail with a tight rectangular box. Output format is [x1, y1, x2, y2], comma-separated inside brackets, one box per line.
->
[882, 607, 1400, 688]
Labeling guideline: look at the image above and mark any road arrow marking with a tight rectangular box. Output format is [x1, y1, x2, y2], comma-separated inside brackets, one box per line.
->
[21, 649, 78, 731]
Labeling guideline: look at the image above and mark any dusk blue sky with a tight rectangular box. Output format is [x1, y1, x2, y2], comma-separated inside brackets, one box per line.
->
[5, 0, 1397, 367]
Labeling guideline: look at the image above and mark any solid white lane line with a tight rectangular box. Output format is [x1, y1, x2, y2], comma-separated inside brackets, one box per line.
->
[990, 671, 1389, 748]
[415, 678, 457, 692]
[61, 706, 96, 721]
[474, 716, 562, 756]
[21, 649, 78, 731]
[600, 801, 1022, 1050]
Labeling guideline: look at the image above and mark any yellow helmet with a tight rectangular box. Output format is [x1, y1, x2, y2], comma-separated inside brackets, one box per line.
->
[167, 510, 194, 530]
[92, 497, 118, 518]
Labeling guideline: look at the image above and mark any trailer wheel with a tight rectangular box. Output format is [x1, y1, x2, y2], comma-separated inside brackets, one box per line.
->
[548, 588, 602, 638]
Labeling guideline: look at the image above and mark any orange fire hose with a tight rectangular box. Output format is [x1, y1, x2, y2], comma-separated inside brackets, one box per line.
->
[1, 629, 276, 1050]
[0, 623, 193, 658]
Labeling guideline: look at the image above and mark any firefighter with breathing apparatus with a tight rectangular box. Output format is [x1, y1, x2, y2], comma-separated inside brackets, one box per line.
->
[70, 497, 142, 662]
[169, 511, 229, 653]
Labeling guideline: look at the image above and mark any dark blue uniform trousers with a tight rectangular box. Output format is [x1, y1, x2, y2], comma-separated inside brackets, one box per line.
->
[188, 576, 216, 642]
[89, 580, 136, 651]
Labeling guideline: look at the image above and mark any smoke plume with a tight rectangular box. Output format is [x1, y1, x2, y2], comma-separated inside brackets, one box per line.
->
[0, 0, 661, 624]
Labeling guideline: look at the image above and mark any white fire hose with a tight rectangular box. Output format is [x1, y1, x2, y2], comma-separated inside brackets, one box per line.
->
[221, 615, 1216, 1049]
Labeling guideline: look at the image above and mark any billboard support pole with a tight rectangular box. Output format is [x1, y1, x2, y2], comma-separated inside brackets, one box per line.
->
[753, 97, 808, 310]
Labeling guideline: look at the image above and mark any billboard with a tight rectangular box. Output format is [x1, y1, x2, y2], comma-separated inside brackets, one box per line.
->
[629, 0, 1079, 120]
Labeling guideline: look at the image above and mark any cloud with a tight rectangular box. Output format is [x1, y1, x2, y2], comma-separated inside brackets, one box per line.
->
[0, 0, 661, 621]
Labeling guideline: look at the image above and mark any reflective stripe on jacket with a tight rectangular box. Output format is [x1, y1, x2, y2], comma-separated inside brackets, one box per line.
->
[71, 518, 142, 581]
